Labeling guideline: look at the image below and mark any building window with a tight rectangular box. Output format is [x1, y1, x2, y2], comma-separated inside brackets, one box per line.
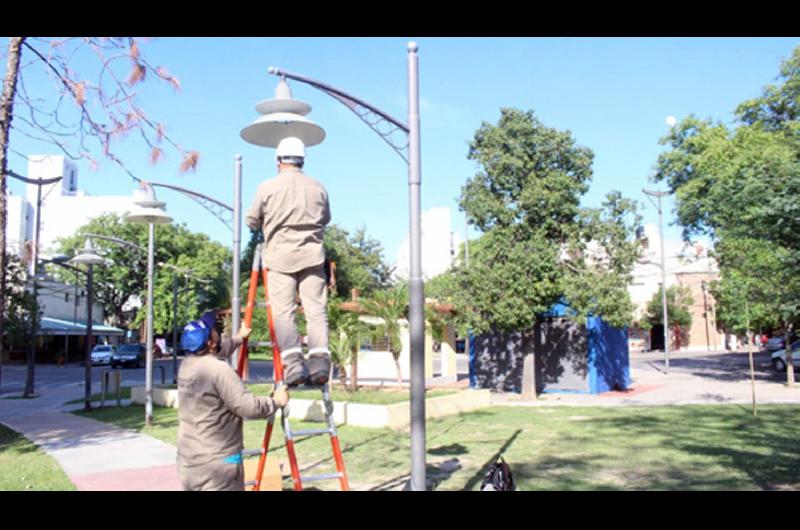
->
[65, 293, 70, 302]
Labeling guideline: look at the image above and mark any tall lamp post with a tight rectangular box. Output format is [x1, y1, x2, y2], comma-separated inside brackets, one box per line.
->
[69, 238, 109, 410]
[642, 188, 672, 373]
[124, 184, 172, 427]
[158, 261, 212, 384]
[261, 42, 426, 490]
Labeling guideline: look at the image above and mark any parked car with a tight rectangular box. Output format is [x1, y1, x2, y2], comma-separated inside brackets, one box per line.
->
[771, 340, 800, 372]
[91, 344, 115, 366]
[766, 333, 798, 352]
[111, 343, 145, 369]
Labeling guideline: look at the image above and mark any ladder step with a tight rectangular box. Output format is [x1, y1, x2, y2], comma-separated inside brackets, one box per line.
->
[300, 472, 342, 483]
[290, 428, 331, 438]
[256, 302, 269, 308]
[244, 480, 257, 487]
[249, 341, 272, 348]
[242, 449, 264, 457]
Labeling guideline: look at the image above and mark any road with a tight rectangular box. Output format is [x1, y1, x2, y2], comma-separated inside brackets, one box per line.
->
[0, 352, 472, 397]
[630, 348, 787, 383]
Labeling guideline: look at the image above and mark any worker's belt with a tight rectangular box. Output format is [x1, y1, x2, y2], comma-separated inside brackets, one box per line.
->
[222, 453, 243, 464]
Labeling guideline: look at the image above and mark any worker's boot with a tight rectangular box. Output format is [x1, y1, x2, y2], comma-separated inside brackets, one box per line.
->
[283, 351, 309, 387]
[307, 352, 331, 386]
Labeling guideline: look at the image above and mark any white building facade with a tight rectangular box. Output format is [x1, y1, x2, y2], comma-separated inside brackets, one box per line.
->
[394, 206, 463, 281]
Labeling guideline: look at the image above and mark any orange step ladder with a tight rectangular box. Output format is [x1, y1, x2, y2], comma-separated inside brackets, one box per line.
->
[236, 243, 349, 491]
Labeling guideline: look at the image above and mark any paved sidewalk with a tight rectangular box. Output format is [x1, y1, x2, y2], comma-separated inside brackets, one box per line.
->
[0, 383, 181, 491]
[492, 364, 800, 407]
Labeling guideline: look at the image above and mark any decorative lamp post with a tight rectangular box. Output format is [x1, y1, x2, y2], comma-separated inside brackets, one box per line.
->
[69, 238, 109, 411]
[124, 183, 172, 427]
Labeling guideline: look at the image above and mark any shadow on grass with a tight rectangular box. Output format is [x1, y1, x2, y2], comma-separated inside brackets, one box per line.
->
[581, 406, 800, 490]
[463, 429, 522, 491]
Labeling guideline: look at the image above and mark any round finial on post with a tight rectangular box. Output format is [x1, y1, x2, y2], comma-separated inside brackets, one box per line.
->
[407, 41, 418, 52]
[235, 154, 242, 161]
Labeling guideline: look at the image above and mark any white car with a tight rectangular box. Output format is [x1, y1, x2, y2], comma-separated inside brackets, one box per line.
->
[771, 340, 800, 372]
[91, 344, 115, 366]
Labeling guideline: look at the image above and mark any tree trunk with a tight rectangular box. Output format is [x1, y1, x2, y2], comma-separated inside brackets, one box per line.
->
[785, 325, 795, 388]
[0, 37, 27, 392]
[349, 345, 358, 392]
[746, 330, 757, 417]
[393, 353, 403, 388]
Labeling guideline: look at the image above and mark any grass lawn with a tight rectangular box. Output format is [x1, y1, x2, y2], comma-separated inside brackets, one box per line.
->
[71, 401, 800, 491]
[249, 384, 457, 404]
[65, 386, 133, 405]
[0, 424, 76, 491]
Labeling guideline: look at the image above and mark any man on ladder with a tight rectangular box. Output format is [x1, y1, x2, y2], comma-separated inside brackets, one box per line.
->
[245, 136, 332, 387]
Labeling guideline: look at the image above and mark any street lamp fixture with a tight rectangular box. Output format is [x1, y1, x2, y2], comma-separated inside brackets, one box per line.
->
[69, 238, 110, 411]
[261, 42, 426, 490]
[124, 183, 172, 427]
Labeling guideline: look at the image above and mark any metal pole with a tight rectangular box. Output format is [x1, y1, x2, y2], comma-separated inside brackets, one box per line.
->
[145, 223, 155, 427]
[231, 155, 243, 368]
[407, 41, 426, 492]
[658, 195, 669, 374]
[172, 273, 178, 384]
[84, 264, 93, 411]
[24, 179, 44, 398]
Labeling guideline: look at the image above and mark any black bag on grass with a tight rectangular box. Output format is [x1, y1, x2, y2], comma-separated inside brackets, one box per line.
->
[480, 456, 514, 491]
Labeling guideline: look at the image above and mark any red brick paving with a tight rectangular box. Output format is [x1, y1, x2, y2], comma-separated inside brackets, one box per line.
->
[598, 384, 664, 397]
[70, 464, 182, 491]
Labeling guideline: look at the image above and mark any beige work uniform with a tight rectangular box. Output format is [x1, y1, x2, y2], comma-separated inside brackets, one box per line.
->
[177, 336, 280, 491]
[245, 167, 331, 359]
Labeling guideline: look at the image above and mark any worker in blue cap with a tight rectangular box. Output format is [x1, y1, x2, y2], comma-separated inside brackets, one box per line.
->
[176, 310, 288, 491]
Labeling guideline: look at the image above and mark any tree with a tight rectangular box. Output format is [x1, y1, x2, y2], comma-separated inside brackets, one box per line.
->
[451, 108, 640, 334]
[53, 214, 230, 336]
[323, 224, 393, 299]
[1, 37, 197, 393]
[645, 285, 694, 349]
[362, 285, 408, 386]
[2, 255, 39, 374]
[654, 45, 800, 386]
[327, 299, 370, 391]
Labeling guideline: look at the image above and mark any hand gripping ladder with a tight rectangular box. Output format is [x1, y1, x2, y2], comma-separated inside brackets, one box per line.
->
[236, 243, 349, 491]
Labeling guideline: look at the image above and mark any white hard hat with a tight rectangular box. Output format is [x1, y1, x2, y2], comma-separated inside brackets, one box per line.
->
[276, 137, 305, 159]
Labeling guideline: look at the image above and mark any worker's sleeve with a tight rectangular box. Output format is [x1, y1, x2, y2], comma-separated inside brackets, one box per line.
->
[215, 363, 279, 420]
[218, 335, 243, 360]
[245, 187, 263, 231]
[321, 190, 331, 226]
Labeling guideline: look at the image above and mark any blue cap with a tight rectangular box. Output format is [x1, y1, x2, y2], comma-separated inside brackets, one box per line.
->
[180, 318, 211, 354]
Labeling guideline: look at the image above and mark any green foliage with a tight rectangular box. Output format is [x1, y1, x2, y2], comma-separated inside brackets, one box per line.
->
[54, 214, 231, 334]
[452, 108, 640, 333]
[645, 285, 694, 329]
[324, 224, 393, 299]
[327, 298, 370, 372]
[2, 255, 40, 349]
[654, 45, 800, 338]
[361, 285, 408, 360]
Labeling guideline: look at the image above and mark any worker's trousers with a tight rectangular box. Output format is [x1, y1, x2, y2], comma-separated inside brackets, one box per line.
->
[178, 461, 244, 491]
[268, 263, 329, 359]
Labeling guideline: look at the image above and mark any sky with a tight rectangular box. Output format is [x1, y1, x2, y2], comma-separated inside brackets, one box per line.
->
[6, 37, 800, 264]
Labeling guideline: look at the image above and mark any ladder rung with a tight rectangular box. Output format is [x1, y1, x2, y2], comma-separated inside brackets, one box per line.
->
[290, 428, 331, 438]
[242, 449, 264, 457]
[249, 341, 272, 348]
[300, 472, 342, 483]
[244, 480, 257, 487]
[256, 302, 269, 308]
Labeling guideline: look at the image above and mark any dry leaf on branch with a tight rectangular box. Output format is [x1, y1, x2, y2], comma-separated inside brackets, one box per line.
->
[150, 147, 164, 165]
[180, 151, 200, 173]
[127, 63, 146, 86]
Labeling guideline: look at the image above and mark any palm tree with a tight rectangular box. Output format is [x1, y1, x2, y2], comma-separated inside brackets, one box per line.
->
[328, 299, 369, 391]
[362, 286, 408, 387]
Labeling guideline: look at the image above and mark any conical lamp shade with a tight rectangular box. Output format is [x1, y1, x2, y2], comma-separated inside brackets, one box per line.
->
[125, 205, 173, 225]
[255, 78, 312, 116]
[70, 238, 107, 266]
[240, 112, 325, 148]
